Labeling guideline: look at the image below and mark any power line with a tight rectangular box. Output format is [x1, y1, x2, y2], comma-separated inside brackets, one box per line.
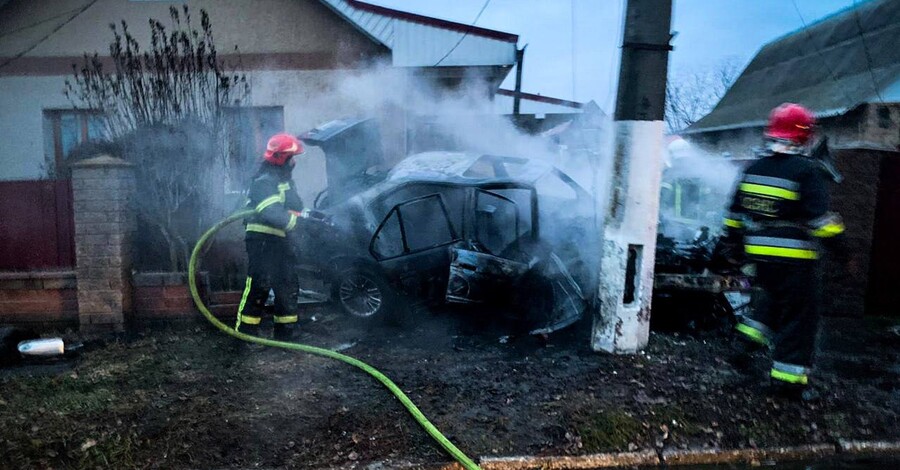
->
[789, 0, 858, 106]
[0, 0, 98, 71]
[0, 6, 85, 40]
[851, 0, 886, 103]
[571, 0, 577, 100]
[433, 0, 492, 66]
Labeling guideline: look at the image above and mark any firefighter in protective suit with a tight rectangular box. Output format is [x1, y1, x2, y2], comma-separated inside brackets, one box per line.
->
[237, 133, 318, 341]
[721, 103, 847, 399]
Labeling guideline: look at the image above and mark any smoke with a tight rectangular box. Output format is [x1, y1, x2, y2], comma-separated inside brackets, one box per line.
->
[245, 61, 615, 303]
[658, 139, 741, 241]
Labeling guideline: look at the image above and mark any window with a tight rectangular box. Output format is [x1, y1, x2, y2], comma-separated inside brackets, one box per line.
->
[371, 209, 404, 259]
[224, 107, 284, 189]
[370, 194, 458, 260]
[400, 196, 456, 252]
[45, 109, 105, 173]
[475, 190, 520, 256]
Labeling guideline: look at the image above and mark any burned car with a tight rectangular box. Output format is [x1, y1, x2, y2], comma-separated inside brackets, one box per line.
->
[297, 152, 597, 334]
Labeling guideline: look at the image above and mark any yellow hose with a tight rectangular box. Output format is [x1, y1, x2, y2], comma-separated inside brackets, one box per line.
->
[188, 210, 480, 470]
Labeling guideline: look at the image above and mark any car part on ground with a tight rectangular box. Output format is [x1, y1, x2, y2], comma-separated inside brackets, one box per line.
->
[653, 230, 754, 333]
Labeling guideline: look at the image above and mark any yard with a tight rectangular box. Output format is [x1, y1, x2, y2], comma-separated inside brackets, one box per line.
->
[0, 307, 897, 469]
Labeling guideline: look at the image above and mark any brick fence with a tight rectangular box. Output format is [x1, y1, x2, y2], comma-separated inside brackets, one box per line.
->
[71, 155, 136, 332]
[0, 271, 78, 327]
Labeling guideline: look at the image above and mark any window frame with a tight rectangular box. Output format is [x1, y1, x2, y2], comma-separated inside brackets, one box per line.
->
[45, 108, 105, 174]
[368, 193, 460, 261]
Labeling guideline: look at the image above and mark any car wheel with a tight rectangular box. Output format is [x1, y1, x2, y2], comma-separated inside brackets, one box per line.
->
[333, 267, 396, 320]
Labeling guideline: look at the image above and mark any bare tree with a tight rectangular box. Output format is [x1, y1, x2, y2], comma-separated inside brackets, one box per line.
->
[665, 58, 742, 134]
[64, 6, 250, 271]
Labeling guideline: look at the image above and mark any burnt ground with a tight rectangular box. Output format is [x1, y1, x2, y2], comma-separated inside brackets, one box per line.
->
[0, 306, 897, 469]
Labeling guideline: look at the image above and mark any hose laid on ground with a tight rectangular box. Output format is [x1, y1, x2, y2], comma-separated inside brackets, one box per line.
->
[188, 210, 480, 470]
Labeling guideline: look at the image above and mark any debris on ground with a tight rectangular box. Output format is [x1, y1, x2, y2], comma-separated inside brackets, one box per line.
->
[0, 311, 895, 469]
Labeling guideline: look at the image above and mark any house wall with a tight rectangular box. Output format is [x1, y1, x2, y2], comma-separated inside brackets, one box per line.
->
[0, 0, 385, 59]
[0, 0, 391, 186]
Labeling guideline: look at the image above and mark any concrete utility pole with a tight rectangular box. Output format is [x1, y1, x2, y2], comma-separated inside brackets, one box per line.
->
[593, 0, 672, 353]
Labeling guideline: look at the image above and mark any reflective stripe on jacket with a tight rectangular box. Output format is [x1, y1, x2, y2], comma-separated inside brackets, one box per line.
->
[723, 152, 845, 262]
[245, 166, 304, 238]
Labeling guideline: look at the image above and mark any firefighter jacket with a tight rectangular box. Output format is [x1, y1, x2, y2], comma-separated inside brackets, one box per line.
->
[723, 152, 846, 263]
[245, 164, 305, 238]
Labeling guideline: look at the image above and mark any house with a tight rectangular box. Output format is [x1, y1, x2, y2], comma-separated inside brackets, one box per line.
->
[0, 0, 520, 202]
[682, 0, 900, 317]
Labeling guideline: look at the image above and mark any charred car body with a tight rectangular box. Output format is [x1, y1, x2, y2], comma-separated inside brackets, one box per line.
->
[295, 139, 597, 334]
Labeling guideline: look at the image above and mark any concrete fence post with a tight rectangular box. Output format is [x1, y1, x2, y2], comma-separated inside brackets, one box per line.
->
[71, 155, 136, 332]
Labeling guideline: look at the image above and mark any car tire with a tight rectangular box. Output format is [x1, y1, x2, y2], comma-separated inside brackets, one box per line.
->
[332, 266, 398, 322]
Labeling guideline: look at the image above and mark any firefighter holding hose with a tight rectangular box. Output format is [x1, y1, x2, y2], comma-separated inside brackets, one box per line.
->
[720, 103, 849, 401]
[236, 133, 326, 341]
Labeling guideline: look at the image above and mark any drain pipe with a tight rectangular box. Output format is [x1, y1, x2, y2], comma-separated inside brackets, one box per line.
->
[592, 0, 673, 353]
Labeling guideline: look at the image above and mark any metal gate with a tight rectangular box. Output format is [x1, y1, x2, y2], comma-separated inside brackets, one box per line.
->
[0, 179, 75, 270]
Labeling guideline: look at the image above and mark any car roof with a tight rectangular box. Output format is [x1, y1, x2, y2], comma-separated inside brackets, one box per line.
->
[386, 152, 554, 186]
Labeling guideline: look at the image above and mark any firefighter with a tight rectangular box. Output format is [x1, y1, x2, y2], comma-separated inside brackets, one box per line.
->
[721, 103, 847, 400]
[237, 133, 310, 342]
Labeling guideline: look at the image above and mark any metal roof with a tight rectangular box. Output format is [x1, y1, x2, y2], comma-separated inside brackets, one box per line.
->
[685, 0, 900, 134]
[318, 0, 518, 67]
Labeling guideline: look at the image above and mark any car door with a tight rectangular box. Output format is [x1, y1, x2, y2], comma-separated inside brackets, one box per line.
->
[446, 185, 586, 334]
[370, 193, 461, 299]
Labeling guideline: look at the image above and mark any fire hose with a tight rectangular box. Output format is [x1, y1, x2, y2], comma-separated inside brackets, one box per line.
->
[188, 210, 480, 470]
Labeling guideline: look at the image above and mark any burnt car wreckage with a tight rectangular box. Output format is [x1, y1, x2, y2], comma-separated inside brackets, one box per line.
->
[293, 119, 752, 335]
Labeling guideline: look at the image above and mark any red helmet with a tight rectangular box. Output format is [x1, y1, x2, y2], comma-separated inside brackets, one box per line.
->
[263, 133, 304, 166]
[764, 103, 815, 145]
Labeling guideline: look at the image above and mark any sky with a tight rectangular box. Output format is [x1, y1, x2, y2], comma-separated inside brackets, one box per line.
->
[368, 0, 858, 113]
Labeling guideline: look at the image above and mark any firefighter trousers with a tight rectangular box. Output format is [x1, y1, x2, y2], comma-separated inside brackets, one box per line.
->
[737, 261, 822, 386]
[236, 234, 300, 336]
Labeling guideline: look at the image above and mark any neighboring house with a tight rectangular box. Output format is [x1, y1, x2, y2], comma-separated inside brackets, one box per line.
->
[682, 0, 900, 317]
[0, 0, 519, 202]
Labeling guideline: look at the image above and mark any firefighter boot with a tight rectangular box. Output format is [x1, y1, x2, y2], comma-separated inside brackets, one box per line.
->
[235, 321, 260, 338]
[766, 379, 822, 403]
[273, 323, 299, 342]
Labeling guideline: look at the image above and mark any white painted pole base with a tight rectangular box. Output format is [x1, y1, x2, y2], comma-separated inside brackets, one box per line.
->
[592, 120, 665, 354]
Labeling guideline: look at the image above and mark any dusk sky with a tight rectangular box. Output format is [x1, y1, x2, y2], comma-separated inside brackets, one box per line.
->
[369, 0, 858, 112]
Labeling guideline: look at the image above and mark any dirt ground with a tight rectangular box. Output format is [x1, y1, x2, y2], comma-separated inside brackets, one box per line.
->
[0, 305, 897, 469]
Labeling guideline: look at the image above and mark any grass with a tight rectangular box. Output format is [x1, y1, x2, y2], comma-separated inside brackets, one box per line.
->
[573, 409, 644, 452]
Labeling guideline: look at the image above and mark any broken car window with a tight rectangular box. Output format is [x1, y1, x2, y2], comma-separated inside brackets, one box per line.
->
[475, 190, 519, 255]
[398, 195, 457, 252]
[371, 209, 404, 259]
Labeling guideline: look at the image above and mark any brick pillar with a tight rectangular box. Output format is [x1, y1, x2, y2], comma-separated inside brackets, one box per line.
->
[71, 155, 136, 332]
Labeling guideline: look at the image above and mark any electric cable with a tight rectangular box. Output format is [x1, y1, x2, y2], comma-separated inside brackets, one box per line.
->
[0, 0, 98, 70]
[433, 0, 492, 66]
[188, 210, 481, 470]
[851, 0, 886, 103]
[789, 0, 859, 106]
[0, 6, 85, 40]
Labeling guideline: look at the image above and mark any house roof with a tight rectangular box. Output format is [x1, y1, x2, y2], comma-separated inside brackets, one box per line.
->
[319, 0, 518, 68]
[685, 0, 900, 134]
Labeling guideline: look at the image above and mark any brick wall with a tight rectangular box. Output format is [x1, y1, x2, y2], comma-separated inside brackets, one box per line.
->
[825, 149, 883, 316]
[0, 271, 78, 327]
[132, 272, 202, 321]
[71, 156, 137, 332]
